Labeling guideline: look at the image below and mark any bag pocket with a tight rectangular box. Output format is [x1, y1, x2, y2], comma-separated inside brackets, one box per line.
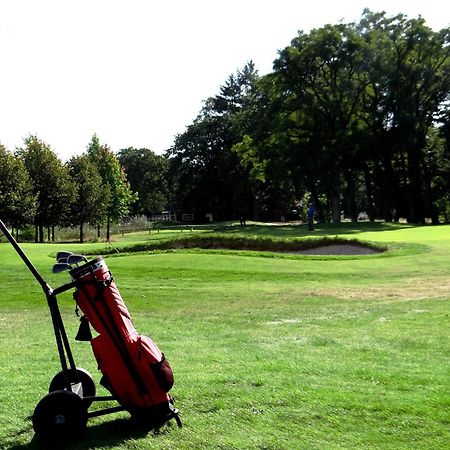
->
[151, 353, 174, 392]
[137, 335, 175, 393]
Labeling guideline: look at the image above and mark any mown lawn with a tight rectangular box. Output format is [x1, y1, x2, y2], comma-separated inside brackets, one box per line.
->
[0, 223, 449, 449]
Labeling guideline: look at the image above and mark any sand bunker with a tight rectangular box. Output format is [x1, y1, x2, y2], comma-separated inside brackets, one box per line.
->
[298, 244, 381, 255]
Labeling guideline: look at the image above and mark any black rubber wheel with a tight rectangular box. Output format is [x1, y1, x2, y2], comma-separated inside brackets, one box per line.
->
[49, 368, 96, 407]
[32, 390, 88, 441]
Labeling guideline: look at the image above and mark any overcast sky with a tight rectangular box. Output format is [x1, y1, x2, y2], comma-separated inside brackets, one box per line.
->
[0, 0, 448, 160]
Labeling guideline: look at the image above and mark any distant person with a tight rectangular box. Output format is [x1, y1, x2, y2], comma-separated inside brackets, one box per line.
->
[307, 203, 315, 231]
[240, 215, 246, 227]
[391, 207, 397, 223]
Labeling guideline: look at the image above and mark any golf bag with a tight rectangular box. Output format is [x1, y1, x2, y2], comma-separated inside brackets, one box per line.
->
[0, 218, 181, 440]
[70, 256, 177, 421]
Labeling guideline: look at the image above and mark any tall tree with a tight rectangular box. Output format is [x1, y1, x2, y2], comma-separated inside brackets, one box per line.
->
[67, 154, 106, 243]
[166, 12, 450, 223]
[240, 12, 450, 223]
[118, 148, 168, 216]
[17, 136, 74, 242]
[0, 144, 35, 236]
[270, 23, 370, 222]
[167, 62, 261, 221]
[87, 135, 136, 239]
[358, 11, 450, 222]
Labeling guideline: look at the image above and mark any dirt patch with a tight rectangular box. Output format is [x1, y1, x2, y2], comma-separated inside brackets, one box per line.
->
[298, 244, 381, 255]
[302, 277, 450, 300]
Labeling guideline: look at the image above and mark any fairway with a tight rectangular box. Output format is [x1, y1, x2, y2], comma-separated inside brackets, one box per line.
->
[0, 223, 449, 449]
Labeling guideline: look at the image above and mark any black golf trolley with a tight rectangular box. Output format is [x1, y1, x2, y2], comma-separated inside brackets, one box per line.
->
[0, 219, 181, 442]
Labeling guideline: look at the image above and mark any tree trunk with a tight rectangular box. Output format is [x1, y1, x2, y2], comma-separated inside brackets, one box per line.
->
[252, 198, 260, 221]
[431, 209, 440, 225]
[345, 171, 358, 222]
[406, 181, 424, 224]
[329, 183, 341, 223]
[308, 176, 326, 223]
[39, 225, 44, 243]
[106, 215, 111, 241]
[79, 222, 84, 243]
[363, 166, 376, 222]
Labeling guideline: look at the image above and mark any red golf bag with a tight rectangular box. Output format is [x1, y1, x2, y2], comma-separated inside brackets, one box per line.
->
[70, 256, 179, 424]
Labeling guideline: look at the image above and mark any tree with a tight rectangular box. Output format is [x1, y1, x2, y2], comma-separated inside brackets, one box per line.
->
[0, 144, 35, 236]
[242, 11, 450, 223]
[118, 148, 168, 216]
[17, 136, 74, 242]
[167, 62, 261, 221]
[67, 154, 106, 243]
[358, 11, 450, 223]
[87, 135, 136, 239]
[270, 23, 370, 222]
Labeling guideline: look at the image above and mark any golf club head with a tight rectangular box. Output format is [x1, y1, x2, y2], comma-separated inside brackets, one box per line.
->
[52, 263, 72, 274]
[56, 251, 73, 261]
[67, 254, 88, 265]
[57, 257, 68, 263]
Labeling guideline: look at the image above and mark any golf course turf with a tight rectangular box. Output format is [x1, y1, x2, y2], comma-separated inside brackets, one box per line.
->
[0, 222, 448, 449]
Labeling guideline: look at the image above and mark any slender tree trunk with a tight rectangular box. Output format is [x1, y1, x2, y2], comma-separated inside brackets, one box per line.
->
[329, 182, 341, 223]
[52, 226, 55, 242]
[106, 215, 111, 241]
[79, 222, 84, 244]
[39, 225, 44, 243]
[431, 209, 439, 225]
[97, 225, 101, 238]
[35, 224, 38, 243]
[345, 171, 358, 222]
[47, 227, 51, 242]
[308, 176, 325, 223]
[331, 194, 341, 222]
[363, 166, 376, 222]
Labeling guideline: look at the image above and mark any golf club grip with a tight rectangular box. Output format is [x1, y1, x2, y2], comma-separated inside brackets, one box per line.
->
[0, 219, 50, 293]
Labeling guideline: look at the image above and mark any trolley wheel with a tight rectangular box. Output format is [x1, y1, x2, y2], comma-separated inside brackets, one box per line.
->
[32, 390, 88, 441]
[49, 368, 96, 407]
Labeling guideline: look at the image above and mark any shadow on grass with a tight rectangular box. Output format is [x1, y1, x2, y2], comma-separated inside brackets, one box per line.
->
[214, 221, 417, 237]
[6, 416, 179, 450]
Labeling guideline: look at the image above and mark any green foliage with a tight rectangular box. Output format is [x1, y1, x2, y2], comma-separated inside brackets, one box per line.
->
[2, 11, 450, 230]
[87, 135, 137, 239]
[0, 144, 35, 228]
[166, 11, 450, 225]
[355, 11, 450, 223]
[168, 62, 262, 220]
[270, 22, 369, 221]
[118, 147, 168, 215]
[66, 154, 107, 243]
[16, 135, 75, 241]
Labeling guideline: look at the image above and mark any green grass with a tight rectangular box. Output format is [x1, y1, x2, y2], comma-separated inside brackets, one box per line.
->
[0, 222, 449, 449]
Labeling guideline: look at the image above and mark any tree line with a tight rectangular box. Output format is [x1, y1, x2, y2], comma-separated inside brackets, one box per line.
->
[1, 10, 450, 240]
[0, 135, 168, 242]
[168, 10, 450, 224]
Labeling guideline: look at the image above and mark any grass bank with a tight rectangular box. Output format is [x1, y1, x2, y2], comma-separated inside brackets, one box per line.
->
[97, 233, 387, 256]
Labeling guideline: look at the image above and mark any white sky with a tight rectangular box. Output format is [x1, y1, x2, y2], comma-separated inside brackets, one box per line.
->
[0, 1, 448, 160]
